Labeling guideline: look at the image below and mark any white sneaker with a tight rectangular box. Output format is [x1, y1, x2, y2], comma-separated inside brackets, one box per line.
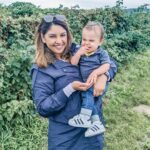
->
[85, 121, 106, 137]
[68, 114, 91, 128]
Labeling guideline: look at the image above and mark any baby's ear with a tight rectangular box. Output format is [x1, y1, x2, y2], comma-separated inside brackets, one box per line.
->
[99, 37, 104, 45]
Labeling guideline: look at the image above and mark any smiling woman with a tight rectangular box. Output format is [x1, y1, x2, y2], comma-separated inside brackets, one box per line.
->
[41, 25, 68, 59]
[31, 14, 117, 150]
[35, 14, 72, 67]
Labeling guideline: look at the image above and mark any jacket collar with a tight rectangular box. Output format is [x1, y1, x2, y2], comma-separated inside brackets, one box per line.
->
[84, 47, 103, 57]
[93, 47, 103, 54]
[53, 59, 72, 69]
[30, 60, 73, 75]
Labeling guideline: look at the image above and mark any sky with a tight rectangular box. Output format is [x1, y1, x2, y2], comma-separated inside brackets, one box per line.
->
[0, 0, 149, 9]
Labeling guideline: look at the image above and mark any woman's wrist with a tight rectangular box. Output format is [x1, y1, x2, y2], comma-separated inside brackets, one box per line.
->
[63, 83, 76, 97]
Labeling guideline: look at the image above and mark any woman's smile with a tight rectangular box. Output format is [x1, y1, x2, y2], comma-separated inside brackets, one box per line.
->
[54, 44, 65, 50]
[42, 25, 67, 59]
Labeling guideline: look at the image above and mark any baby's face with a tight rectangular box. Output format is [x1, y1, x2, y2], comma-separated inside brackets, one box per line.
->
[81, 27, 102, 53]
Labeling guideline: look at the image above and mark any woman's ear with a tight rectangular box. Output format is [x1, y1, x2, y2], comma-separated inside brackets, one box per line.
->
[41, 33, 46, 43]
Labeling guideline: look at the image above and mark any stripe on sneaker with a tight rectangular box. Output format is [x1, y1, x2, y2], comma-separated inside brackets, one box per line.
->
[92, 126, 98, 131]
[77, 118, 81, 124]
[94, 125, 100, 130]
[80, 118, 84, 124]
[91, 127, 96, 132]
[75, 119, 78, 125]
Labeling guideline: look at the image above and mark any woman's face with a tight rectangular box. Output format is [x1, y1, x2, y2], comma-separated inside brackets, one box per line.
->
[42, 24, 67, 59]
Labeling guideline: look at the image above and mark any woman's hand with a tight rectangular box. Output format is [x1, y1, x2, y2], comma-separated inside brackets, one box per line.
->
[93, 74, 107, 97]
[72, 81, 91, 91]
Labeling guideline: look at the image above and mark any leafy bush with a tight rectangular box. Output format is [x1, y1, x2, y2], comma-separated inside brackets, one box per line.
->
[0, 100, 34, 128]
[8, 2, 38, 18]
[1, 48, 33, 103]
[0, 16, 40, 48]
[0, 47, 34, 128]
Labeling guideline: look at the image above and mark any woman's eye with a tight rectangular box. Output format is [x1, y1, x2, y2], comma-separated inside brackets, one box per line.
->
[61, 34, 66, 37]
[49, 36, 55, 38]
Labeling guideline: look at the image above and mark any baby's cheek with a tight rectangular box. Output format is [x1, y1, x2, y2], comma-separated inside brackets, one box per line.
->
[81, 42, 85, 46]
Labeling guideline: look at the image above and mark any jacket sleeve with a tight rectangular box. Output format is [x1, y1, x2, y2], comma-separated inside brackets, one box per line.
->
[32, 69, 70, 118]
[99, 50, 111, 65]
[70, 43, 80, 56]
[107, 58, 118, 82]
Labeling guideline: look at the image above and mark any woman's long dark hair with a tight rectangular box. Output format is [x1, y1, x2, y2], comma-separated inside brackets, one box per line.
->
[35, 18, 73, 67]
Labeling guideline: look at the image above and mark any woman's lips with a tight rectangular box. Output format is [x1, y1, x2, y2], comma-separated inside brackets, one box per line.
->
[55, 45, 64, 50]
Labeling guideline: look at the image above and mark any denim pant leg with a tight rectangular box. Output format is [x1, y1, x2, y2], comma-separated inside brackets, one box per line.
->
[81, 87, 94, 111]
[94, 96, 103, 122]
[94, 83, 109, 124]
[92, 105, 99, 115]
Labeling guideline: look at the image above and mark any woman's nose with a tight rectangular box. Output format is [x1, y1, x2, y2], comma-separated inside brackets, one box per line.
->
[55, 37, 62, 43]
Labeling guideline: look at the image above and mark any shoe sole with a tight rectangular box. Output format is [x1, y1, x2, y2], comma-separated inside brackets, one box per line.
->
[85, 129, 106, 137]
[68, 121, 91, 128]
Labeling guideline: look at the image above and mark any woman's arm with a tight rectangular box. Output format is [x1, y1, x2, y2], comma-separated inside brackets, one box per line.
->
[32, 70, 90, 117]
[32, 70, 69, 117]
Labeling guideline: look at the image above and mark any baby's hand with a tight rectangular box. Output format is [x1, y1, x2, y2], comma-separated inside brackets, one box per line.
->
[86, 69, 99, 85]
[76, 45, 88, 56]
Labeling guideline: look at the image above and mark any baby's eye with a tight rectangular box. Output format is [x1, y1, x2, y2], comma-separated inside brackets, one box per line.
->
[89, 40, 94, 42]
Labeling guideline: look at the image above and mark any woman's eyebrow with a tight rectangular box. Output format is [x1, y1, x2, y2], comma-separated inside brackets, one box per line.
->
[47, 33, 56, 36]
[48, 32, 67, 35]
[61, 32, 67, 34]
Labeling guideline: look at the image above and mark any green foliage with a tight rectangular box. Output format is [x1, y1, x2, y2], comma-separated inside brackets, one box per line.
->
[0, 46, 34, 129]
[0, 100, 34, 128]
[0, 48, 33, 103]
[1, 116, 48, 150]
[8, 2, 38, 18]
[0, 16, 40, 48]
[0, 3, 150, 149]
[103, 50, 150, 150]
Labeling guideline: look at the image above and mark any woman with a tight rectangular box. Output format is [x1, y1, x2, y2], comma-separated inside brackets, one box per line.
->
[31, 14, 117, 150]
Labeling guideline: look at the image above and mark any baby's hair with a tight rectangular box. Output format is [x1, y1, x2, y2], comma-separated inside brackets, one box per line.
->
[84, 21, 104, 39]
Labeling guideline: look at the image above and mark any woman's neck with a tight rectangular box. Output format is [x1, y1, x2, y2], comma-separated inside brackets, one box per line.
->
[55, 54, 62, 60]
[55, 54, 70, 62]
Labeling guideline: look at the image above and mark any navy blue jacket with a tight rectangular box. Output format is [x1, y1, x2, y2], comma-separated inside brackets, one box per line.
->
[31, 56, 117, 150]
[31, 60, 106, 150]
[31, 60, 82, 122]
